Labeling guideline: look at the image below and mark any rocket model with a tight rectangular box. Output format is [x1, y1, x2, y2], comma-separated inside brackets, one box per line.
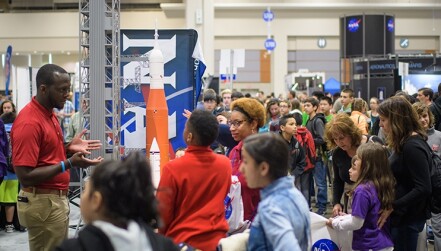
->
[146, 27, 169, 180]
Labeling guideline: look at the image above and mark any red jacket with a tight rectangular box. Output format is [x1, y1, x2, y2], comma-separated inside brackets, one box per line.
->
[157, 145, 231, 251]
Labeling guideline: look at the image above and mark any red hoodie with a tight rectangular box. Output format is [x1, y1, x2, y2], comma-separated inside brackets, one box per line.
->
[295, 127, 316, 171]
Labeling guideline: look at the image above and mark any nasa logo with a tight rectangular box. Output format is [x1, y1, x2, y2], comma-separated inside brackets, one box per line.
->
[224, 195, 233, 219]
[347, 18, 361, 32]
[311, 239, 339, 251]
[387, 18, 394, 32]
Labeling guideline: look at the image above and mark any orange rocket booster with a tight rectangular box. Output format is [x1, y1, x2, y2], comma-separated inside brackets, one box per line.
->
[146, 30, 169, 174]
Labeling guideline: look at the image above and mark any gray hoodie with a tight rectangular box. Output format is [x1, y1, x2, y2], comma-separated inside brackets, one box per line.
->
[93, 221, 152, 251]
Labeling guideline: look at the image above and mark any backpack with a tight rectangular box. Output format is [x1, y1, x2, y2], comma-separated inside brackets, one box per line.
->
[429, 150, 441, 212]
[311, 114, 328, 153]
[433, 104, 441, 131]
[296, 128, 316, 172]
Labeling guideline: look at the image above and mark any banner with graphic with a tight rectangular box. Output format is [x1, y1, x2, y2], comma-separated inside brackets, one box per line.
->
[120, 29, 204, 155]
[5, 46, 12, 96]
[310, 212, 351, 251]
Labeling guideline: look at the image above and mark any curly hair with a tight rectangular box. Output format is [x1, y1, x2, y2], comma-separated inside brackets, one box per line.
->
[412, 102, 435, 128]
[378, 96, 426, 153]
[230, 98, 266, 128]
[88, 151, 160, 227]
[187, 109, 219, 146]
[324, 113, 362, 150]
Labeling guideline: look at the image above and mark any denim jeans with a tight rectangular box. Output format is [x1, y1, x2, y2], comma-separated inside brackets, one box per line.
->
[313, 160, 328, 211]
[391, 219, 425, 251]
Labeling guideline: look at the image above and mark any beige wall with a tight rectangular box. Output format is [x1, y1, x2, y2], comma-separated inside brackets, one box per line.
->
[0, 4, 440, 96]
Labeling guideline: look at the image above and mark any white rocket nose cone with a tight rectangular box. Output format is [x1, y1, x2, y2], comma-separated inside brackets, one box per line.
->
[149, 49, 163, 63]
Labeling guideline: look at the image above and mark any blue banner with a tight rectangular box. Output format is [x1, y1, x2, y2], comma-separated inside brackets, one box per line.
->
[120, 29, 203, 155]
[5, 46, 12, 96]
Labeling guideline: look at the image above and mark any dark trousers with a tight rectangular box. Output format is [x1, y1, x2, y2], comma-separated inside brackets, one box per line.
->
[295, 170, 312, 208]
[391, 219, 425, 251]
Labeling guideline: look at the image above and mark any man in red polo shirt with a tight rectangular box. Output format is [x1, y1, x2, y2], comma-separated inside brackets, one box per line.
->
[12, 64, 103, 251]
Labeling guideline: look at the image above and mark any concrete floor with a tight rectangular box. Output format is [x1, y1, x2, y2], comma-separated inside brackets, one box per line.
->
[0, 198, 82, 251]
[0, 192, 435, 251]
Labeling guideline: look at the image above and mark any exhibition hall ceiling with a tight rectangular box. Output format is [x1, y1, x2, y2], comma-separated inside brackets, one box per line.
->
[1, 0, 440, 12]
[0, 0, 183, 12]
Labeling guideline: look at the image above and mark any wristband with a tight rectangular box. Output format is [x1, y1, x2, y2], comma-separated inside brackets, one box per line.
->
[60, 161, 65, 173]
[67, 158, 73, 170]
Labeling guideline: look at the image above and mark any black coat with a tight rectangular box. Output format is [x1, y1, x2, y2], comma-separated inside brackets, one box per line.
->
[389, 135, 432, 226]
[280, 133, 306, 177]
[55, 223, 179, 251]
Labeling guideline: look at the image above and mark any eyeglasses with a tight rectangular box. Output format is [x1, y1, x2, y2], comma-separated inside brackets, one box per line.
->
[228, 119, 247, 128]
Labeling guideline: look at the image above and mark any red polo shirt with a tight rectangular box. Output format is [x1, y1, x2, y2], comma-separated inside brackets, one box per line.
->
[11, 97, 69, 190]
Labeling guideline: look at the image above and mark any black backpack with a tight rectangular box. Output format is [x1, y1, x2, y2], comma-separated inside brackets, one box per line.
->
[429, 149, 441, 213]
[431, 103, 441, 131]
[311, 114, 328, 153]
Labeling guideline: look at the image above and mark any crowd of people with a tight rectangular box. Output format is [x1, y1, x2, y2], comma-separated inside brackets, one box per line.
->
[171, 85, 441, 251]
[1, 63, 441, 251]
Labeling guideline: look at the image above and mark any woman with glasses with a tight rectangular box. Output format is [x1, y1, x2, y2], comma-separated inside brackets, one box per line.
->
[184, 97, 266, 223]
[227, 98, 266, 222]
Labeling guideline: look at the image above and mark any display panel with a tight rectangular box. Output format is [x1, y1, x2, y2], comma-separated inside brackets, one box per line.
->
[404, 72, 441, 94]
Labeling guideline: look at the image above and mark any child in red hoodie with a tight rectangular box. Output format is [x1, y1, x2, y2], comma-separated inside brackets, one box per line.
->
[292, 112, 316, 208]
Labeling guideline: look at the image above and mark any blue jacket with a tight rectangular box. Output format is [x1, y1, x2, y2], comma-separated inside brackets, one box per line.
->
[248, 176, 310, 251]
